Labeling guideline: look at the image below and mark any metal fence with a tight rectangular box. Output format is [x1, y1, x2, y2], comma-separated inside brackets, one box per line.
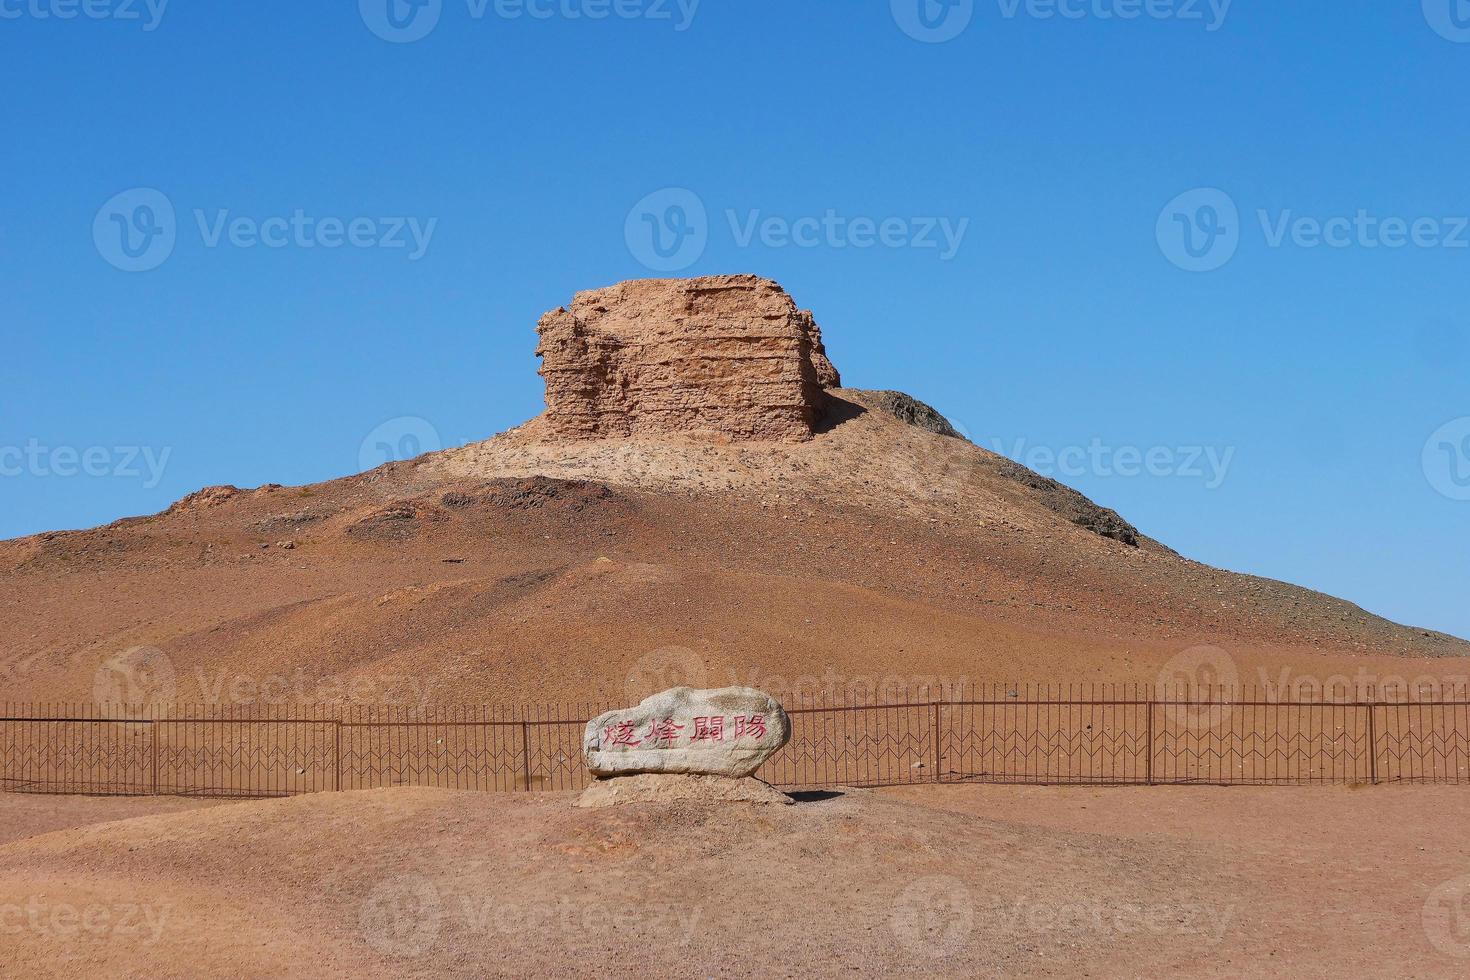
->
[4, 684, 1469, 797]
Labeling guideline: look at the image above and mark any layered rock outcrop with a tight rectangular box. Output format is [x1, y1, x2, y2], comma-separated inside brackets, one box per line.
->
[535, 275, 840, 442]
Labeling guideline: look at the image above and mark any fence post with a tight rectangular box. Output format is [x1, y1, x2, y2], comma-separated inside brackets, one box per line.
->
[1365, 700, 1379, 785]
[149, 705, 159, 796]
[932, 700, 942, 784]
[521, 720, 532, 792]
[1145, 694, 1156, 786]
[335, 720, 343, 792]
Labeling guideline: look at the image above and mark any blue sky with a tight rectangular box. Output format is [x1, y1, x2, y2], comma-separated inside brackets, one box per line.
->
[2, 1, 1467, 639]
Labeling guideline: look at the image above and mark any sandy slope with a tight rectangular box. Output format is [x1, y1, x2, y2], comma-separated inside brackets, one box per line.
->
[1, 390, 1464, 707]
[1, 785, 1466, 978]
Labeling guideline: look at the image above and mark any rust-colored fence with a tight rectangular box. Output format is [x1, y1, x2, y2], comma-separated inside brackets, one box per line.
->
[4, 685, 1469, 797]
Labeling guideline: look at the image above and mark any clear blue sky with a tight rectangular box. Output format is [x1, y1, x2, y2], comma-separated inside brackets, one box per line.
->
[3, 1, 1467, 640]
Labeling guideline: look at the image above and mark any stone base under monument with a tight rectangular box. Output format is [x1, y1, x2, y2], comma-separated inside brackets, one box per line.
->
[575, 773, 793, 807]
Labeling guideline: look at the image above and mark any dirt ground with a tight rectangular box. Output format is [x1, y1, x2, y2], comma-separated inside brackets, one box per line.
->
[0, 794, 232, 849]
[2, 784, 1467, 978]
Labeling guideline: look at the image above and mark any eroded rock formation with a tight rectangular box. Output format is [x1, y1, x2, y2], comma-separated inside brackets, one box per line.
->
[535, 275, 840, 441]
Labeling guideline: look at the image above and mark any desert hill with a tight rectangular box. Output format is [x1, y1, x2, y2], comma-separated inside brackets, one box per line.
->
[2, 275, 1464, 707]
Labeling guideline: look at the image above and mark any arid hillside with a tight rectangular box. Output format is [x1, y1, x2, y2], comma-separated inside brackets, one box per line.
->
[2, 277, 1465, 707]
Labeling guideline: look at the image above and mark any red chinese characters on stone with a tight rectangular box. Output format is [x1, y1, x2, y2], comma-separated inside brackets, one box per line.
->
[691, 716, 725, 742]
[734, 714, 768, 740]
[646, 717, 685, 743]
[606, 714, 771, 749]
[602, 722, 642, 748]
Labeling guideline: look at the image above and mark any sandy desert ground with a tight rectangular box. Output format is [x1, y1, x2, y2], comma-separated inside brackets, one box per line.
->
[1, 784, 1468, 979]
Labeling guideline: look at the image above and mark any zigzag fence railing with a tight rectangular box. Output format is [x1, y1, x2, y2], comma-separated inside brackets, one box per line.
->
[3, 685, 1469, 798]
